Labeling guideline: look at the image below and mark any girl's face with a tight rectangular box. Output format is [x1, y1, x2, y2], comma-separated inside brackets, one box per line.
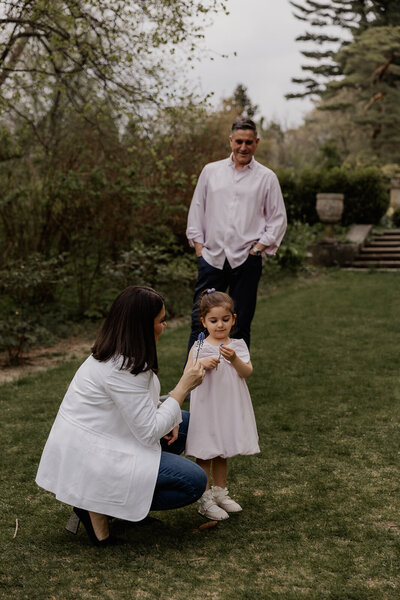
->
[201, 305, 236, 340]
[154, 305, 167, 343]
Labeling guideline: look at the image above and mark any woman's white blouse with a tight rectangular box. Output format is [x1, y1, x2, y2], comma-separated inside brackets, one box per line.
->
[36, 355, 182, 521]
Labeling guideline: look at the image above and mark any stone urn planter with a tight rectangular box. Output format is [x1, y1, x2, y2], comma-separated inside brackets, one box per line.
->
[316, 193, 344, 241]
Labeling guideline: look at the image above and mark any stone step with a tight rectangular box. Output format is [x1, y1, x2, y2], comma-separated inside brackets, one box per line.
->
[372, 232, 400, 237]
[366, 241, 400, 246]
[363, 244, 400, 248]
[357, 254, 400, 260]
[343, 266, 400, 272]
[342, 229, 400, 269]
[361, 247, 400, 254]
[350, 260, 400, 268]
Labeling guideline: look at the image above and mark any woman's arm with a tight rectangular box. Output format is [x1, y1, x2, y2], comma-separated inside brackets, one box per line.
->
[105, 363, 204, 447]
[219, 345, 253, 379]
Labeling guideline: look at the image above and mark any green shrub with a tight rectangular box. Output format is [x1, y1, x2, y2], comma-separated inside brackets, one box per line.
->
[101, 242, 197, 318]
[275, 168, 299, 222]
[0, 311, 50, 365]
[392, 209, 400, 228]
[0, 254, 67, 363]
[262, 221, 317, 281]
[323, 166, 389, 226]
[278, 166, 389, 226]
[277, 222, 316, 271]
[0, 254, 67, 306]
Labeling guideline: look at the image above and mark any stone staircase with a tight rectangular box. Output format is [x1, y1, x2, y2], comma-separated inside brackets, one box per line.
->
[347, 229, 400, 270]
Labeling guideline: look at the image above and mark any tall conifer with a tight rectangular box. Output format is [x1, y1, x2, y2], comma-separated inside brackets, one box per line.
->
[288, 0, 400, 98]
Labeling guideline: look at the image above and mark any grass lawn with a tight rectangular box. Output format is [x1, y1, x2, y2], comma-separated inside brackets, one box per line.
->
[2, 270, 400, 600]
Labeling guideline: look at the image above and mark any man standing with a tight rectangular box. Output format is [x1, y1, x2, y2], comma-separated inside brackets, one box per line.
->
[186, 118, 287, 351]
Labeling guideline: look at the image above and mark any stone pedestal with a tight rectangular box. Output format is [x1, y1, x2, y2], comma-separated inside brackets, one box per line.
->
[307, 240, 357, 267]
[390, 178, 400, 211]
[308, 225, 372, 267]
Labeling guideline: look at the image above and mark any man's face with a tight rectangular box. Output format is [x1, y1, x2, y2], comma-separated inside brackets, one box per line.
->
[229, 129, 259, 167]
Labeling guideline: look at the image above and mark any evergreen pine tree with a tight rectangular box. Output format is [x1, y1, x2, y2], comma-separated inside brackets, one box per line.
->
[288, 0, 400, 98]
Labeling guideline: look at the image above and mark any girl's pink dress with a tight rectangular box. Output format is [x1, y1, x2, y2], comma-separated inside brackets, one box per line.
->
[185, 338, 260, 460]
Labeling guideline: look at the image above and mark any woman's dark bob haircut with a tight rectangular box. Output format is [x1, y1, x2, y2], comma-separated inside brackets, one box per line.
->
[92, 285, 164, 375]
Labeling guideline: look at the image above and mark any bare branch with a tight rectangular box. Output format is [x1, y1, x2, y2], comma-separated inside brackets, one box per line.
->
[0, 34, 29, 86]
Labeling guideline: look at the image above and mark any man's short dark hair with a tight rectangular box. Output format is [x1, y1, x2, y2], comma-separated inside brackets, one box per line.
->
[231, 118, 258, 138]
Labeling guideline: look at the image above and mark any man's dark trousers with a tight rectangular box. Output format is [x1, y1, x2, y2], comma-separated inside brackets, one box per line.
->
[187, 253, 263, 355]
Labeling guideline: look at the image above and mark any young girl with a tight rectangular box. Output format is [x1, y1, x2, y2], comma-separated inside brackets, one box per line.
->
[185, 289, 260, 520]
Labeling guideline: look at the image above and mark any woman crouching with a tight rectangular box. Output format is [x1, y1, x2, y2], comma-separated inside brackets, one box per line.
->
[36, 286, 206, 545]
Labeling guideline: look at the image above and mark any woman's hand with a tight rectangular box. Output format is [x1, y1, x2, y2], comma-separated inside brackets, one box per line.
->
[219, 345, 236, 363]
[200, 356, 220, 370]
[181, 361, 206, 391]
[163, 425, 179, 446]
[170, 361, 205, 406]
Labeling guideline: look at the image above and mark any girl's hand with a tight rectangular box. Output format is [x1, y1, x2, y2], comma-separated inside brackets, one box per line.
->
[200, 356, 220, 370]
[219, 345, 237, 363]
[163, 425, 179, 446]
[219, 344, 253, 379]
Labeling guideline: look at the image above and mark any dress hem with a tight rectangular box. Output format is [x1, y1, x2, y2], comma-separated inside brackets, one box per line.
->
[185, 449, 260, 460]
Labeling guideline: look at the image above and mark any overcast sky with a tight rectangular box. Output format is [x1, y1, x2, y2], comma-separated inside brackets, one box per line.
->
[189, 0, 316, 128]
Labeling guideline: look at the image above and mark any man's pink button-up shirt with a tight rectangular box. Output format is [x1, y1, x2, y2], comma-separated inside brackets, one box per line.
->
[186, 155, 287, 270]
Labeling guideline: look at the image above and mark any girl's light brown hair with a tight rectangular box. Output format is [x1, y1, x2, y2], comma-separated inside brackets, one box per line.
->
[198, 289, 235, 319]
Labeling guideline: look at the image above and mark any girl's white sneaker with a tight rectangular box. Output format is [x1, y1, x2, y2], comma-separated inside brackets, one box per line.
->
[198, 489, 229, 520]
[212, 486, 242, 513]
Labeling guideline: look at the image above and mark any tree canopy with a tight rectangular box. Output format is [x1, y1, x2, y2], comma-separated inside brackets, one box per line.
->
[329, 26, 400, 163]
[288, 0, 400, 98]
[0, 0, 226, 145]
[287, 1, 400, 164]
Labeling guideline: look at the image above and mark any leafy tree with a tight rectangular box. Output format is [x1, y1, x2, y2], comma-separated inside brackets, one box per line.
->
[0, 0, 227, 147]
[0, 95, 233, 316]
[0, 0, 229, 318]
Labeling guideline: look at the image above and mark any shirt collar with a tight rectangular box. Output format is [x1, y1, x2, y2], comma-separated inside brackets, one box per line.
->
[228, 153, 255, 170]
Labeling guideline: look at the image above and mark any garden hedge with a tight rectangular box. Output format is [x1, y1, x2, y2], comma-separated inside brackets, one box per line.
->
[277, 166, 389, 226]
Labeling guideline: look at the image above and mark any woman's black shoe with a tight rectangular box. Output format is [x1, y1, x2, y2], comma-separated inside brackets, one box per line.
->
[69, 507, 111, 546]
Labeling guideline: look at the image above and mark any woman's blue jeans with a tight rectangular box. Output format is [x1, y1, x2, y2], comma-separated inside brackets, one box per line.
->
[150, 411, 207, 511]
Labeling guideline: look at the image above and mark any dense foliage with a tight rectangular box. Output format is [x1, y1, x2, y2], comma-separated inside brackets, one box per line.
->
[0, 2, 395, 364]
[278, 165, 389, 225]
[0, 100, 237, 362]
[0, 0, 230, 363]
[0, 93, 391, 364]
[288, 0, 400, 98]
[288, 1, 400, 165]
[329, 26, 400, 164]
[0, 0, 226, 135]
